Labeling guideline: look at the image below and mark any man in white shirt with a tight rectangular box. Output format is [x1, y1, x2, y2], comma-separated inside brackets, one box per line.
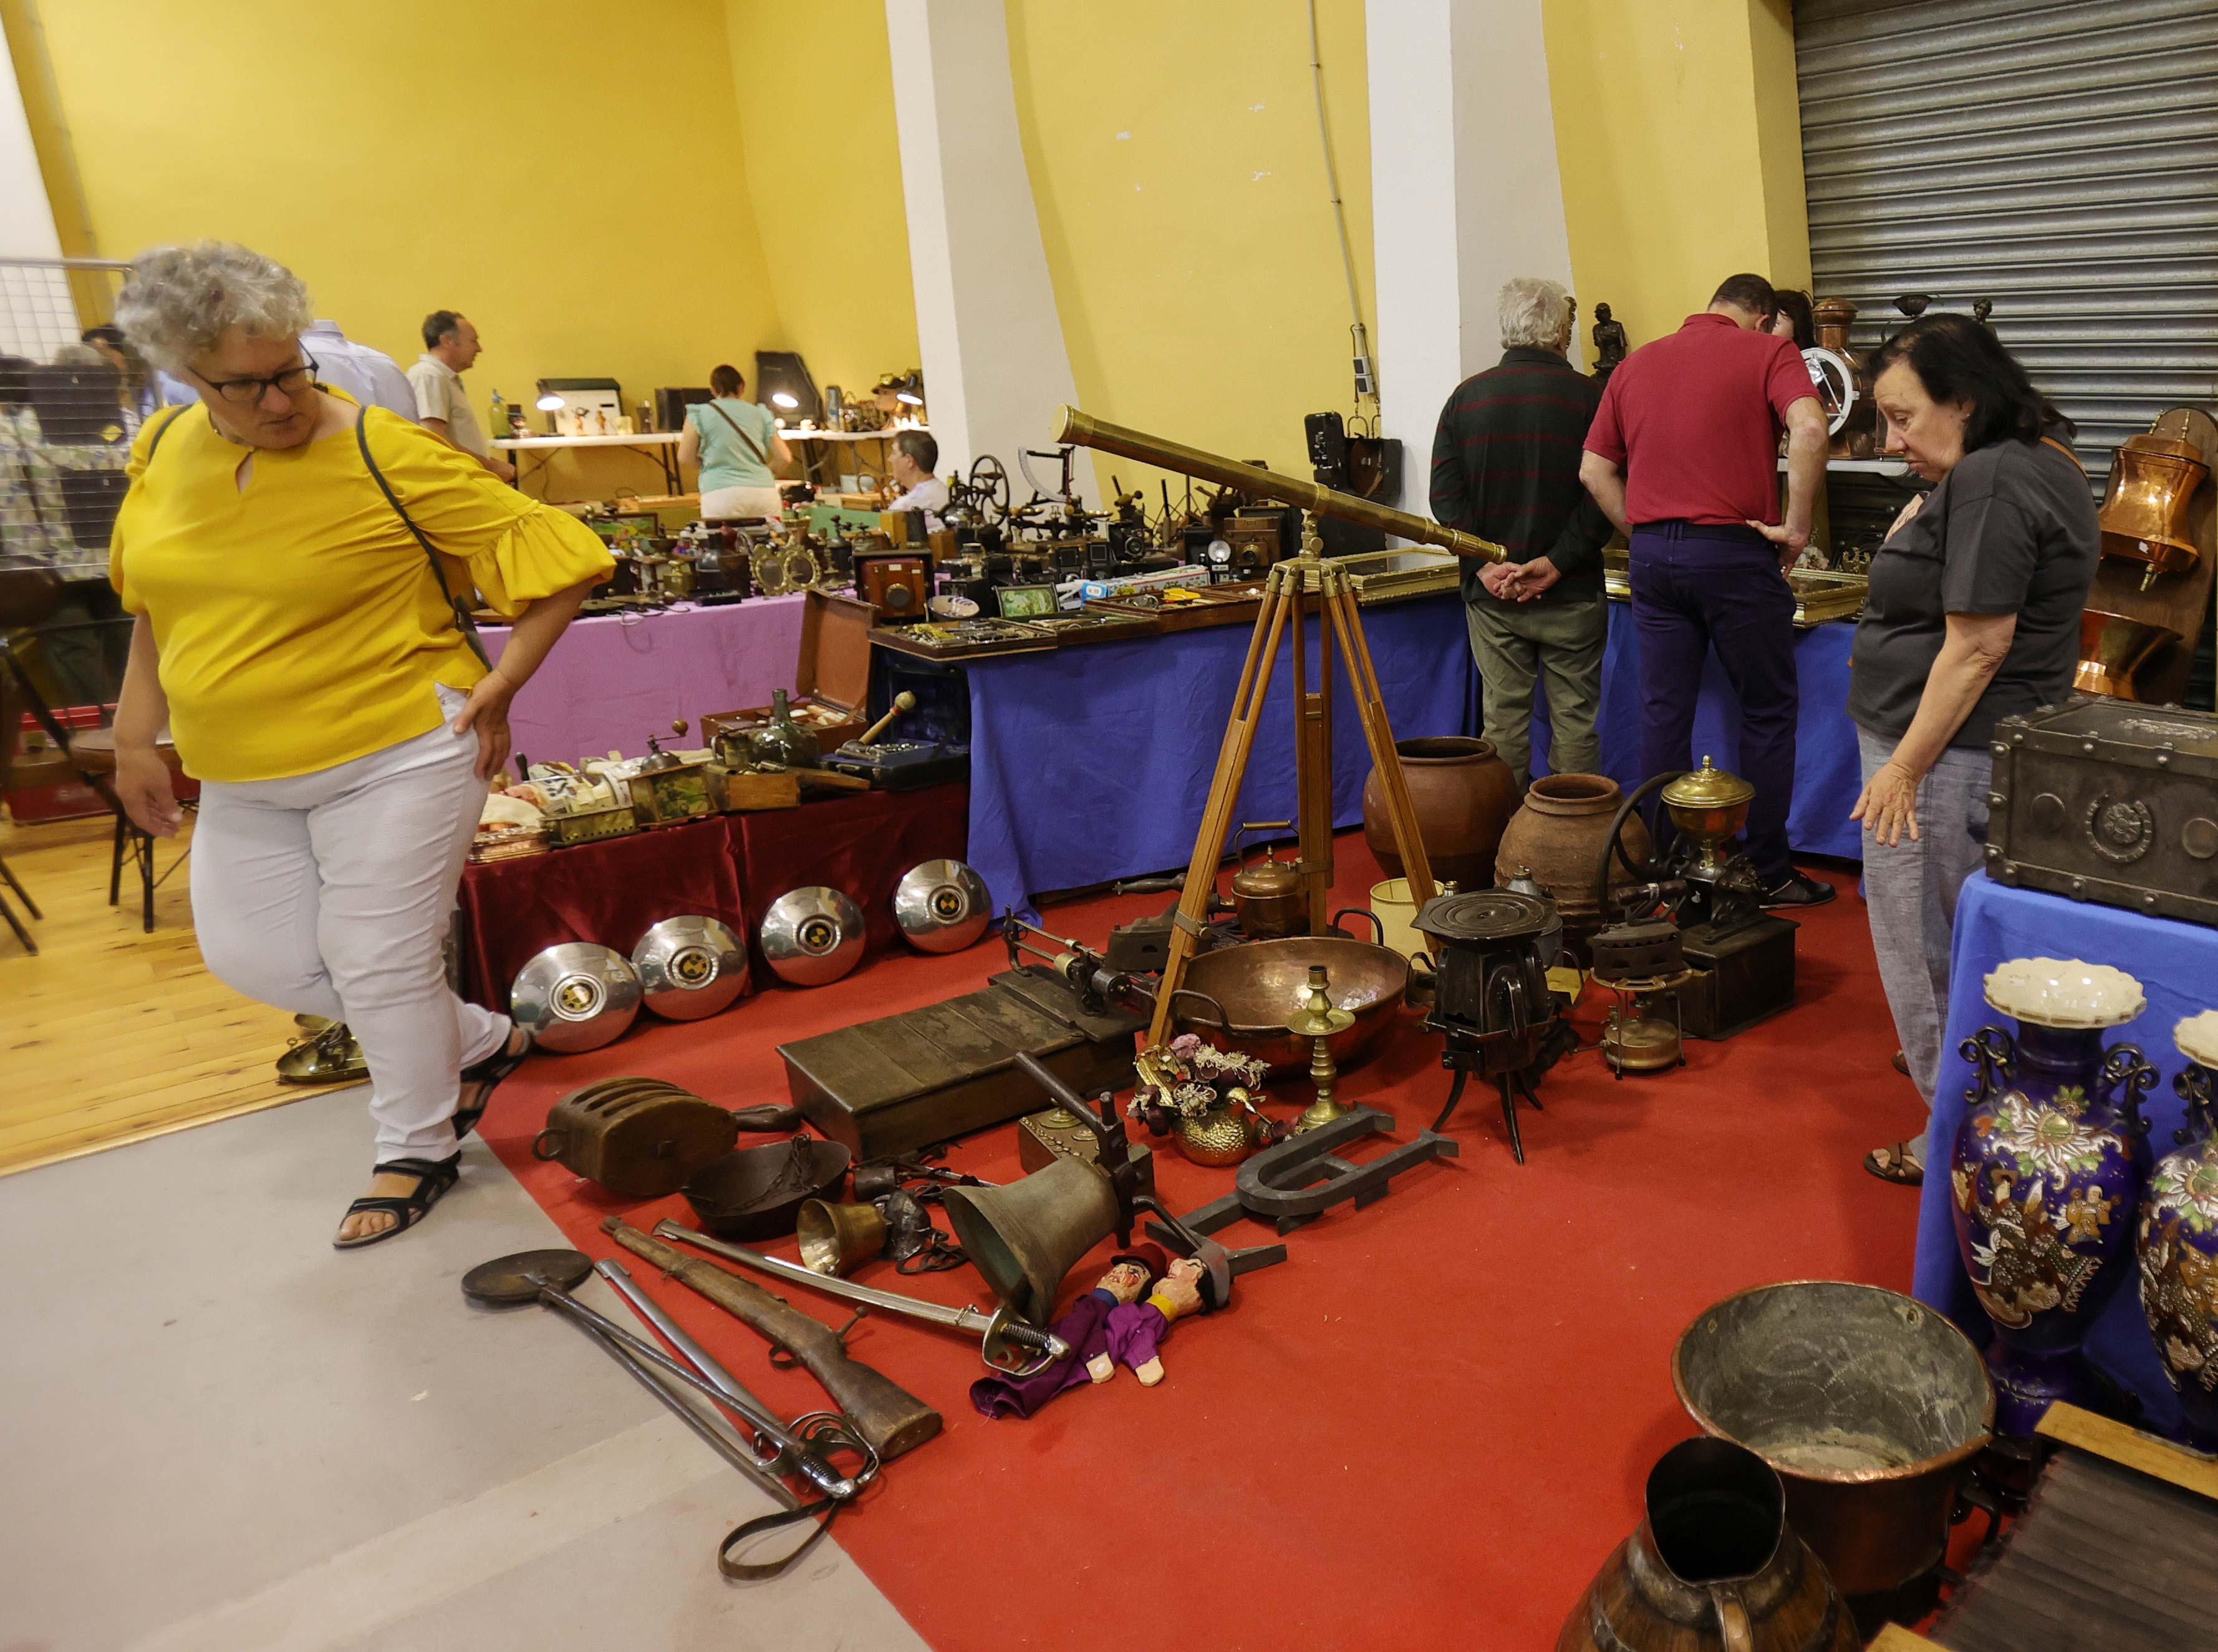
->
[884, 429, 947, 527]
[407, 310, 514, 481]
[301, 319, 416, 420]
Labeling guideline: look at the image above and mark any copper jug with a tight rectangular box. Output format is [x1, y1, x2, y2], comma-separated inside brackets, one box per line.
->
[1557, 1437, 1857, 1652]
[2098, 433, 2209, 587]
[1228, 821, 1308, 939]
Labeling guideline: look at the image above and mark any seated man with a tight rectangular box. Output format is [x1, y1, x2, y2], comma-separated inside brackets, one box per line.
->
[884, 429, 948, 528]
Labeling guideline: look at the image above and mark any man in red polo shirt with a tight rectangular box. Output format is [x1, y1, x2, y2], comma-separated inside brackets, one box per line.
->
[1579, 273, 1833, 906]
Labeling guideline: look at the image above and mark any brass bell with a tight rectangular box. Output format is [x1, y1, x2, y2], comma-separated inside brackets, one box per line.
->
[942, 1157, 1120, 1325]
[795, 1199, 890, 1277]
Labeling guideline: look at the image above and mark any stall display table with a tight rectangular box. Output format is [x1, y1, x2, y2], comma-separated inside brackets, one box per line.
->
[1531, 602, 1864, 859]
[492, 431, 683, 495]
[455, 785, 970, 1010]
[959, 593, 1475, 917]
[481, 596, 806, 767]
[1912, 871, 2213, 1439]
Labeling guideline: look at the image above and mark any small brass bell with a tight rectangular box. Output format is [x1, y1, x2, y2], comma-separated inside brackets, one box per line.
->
[1286, 964, 1356, 1134]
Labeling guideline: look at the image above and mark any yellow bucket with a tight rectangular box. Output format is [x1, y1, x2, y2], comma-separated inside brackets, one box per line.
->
[1369, 877, 1425, 962]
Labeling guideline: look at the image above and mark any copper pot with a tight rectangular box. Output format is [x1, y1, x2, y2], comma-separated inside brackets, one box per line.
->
[1227, 822, 1308, 939]
[1496, 773, 1652, 928]
[2098, 433, 2209, 582]
[1557, 1436, 1858, 1651]
[1361, 736, 1517, 887]
[2075, 609, 2179, 701]
[1172, 934, 1407, 1076]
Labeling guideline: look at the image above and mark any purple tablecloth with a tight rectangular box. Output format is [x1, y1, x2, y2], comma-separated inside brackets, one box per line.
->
[1530, 601, 1864, 860]
[962, 594, 1477, 919]
[482, 596, 806, 767]
[1912, 872, 2209, 1439]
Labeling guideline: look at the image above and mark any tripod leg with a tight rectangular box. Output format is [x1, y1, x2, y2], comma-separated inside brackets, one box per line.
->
[1497, 1076, 1527, 1166]
[1145, 569, 1295, 1046]
[1324, 576, 1436, 904]
[1430, 1065, 1471, 1134]
[0, 887, 34, 954]
[0, 850, 42, 919]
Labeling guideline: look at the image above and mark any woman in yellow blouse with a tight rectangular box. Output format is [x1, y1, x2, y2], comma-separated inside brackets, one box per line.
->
[108, 243, 613, 1249]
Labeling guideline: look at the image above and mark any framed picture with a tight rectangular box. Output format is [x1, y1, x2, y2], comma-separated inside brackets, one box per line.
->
[995, 584, 1058, 620]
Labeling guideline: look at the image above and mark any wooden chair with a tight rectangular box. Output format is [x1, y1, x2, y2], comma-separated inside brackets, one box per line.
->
[64, 725, 194, 933]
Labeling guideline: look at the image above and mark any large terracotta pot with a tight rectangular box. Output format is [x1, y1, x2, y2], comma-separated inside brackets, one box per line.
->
[1557, 1436, 1858, 1652]
[1361, 736, 1516, 887]
[1496, 773, 1651, 927]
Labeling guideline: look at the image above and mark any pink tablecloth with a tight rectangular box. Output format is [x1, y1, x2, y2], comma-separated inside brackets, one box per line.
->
[482, 596, 806, 767]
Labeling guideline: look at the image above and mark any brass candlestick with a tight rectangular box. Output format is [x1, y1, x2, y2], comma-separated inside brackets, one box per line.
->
[1286, 964, 1356, 1133]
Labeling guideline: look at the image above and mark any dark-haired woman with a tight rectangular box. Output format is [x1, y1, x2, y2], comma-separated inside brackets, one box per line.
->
[1849, 314, 2097, 1184]
[1768, 289, 1816, 351]
[676, 364, 791, 519]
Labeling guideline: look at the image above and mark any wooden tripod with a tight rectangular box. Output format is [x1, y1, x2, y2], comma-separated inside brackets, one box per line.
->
[1145, 519, 1438, 1048]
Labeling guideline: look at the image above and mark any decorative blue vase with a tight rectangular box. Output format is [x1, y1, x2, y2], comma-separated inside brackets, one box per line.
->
[1950, 958, 2156, 1437]
[2138, 1011, 2218, 1453]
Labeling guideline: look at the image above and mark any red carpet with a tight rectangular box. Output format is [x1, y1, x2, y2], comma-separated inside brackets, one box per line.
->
[476, 830, 1920, 1650]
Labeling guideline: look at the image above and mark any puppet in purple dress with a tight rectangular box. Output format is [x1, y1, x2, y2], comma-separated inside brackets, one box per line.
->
[1091, 1256, 1206, 1386]
[969, 1245, 1166, 1419]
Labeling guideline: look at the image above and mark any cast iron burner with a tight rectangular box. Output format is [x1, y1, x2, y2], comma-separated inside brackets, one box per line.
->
[1412, 889, 1571, 1163]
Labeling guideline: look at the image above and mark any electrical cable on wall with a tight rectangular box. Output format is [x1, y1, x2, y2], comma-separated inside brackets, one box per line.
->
[1308, 0, 1377, 434]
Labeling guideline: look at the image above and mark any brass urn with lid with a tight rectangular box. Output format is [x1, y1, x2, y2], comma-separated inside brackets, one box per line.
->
[1659, 757, 1755, 881]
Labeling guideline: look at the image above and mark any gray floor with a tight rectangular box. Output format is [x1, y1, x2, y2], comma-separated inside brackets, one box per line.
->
[0, 1088, 928, 1652]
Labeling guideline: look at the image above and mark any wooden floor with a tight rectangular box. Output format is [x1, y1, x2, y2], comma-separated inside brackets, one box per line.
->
[0, 809, 302, 1176]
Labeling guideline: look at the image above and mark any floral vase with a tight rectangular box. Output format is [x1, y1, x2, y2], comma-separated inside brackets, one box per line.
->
[2137, 1010, 2218, 1452]
[1950, 957, 2156, 1437]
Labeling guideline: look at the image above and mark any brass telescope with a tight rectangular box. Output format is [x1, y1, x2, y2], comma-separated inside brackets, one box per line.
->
[1053, 405, 1506, 563]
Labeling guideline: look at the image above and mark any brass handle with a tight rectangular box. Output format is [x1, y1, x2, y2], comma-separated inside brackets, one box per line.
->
[1711, 1590, 1753, 1652]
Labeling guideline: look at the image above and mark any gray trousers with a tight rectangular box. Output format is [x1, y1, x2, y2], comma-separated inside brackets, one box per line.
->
[1856, 726, 1992, 1118]
[1463, 595, 1606, 790]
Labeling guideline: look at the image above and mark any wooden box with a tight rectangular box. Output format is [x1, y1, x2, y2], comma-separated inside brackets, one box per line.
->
[544, 802, 638, 847]
[698, 589, 877, 750]
[1987, 696, 2218, 927]
[776, 969, 1144, 1161]
[718, 766, 801, 811]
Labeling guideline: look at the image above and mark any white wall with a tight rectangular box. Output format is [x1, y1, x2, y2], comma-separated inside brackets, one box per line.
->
[0, 25, 77, 359]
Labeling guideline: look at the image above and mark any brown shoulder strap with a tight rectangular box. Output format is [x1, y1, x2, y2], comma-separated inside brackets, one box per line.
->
[706, 400, 769, 467]
[2040, 435, 2086, 475]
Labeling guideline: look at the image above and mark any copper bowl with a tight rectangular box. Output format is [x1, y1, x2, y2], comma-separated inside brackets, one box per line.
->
[1172, 934, 1409, 1075]
[2075, 609, 2178, 701]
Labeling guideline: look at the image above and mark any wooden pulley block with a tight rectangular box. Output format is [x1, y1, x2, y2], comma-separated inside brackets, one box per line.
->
[532, 1077, 798, 1197]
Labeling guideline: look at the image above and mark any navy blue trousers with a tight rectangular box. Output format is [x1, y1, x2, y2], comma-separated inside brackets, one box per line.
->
[1627, 523, 1798, 882]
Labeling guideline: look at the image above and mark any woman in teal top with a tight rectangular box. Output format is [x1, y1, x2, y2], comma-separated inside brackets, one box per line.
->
[678, 363, 791, 519]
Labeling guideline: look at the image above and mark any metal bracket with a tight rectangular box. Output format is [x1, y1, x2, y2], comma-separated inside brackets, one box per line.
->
[1145, 1106, 1457, 1246]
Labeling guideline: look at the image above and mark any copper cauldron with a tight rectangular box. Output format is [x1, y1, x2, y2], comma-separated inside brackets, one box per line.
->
[2098, 433, 2209, 584]
[1172, 930, 1408, 1075]
[1672, 1280, 1994, 1598]
[2075, 609, 2179, 702]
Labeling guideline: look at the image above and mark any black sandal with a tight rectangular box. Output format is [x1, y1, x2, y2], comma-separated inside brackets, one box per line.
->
[1863, 1141, 1925, 1187]
[453, 1029, 533, 1142]
[333, 1156, 461, 1250]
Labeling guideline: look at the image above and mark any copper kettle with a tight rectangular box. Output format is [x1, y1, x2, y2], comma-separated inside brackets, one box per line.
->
[1227, 822, 1309, 939]
[2098, 431, 2209, 587]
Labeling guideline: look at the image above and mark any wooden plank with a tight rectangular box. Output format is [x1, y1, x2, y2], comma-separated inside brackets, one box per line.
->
[2037, 1402, 2218, 1503]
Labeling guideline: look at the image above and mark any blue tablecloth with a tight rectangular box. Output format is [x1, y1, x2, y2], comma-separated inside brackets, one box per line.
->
[963, 596, 1477, 917]
[1912, 872, 2213, 1437]
[1531, 602, 1865, 860]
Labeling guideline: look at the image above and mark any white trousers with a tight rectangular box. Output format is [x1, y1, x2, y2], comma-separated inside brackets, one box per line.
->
[191, 685, 509, 1166]
[699, 483, 782, 521]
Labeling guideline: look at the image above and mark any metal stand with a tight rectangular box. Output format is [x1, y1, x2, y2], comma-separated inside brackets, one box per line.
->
[1430, 1052, 1547, 1166]
[1144, 521, 1437, 1049]
[1147, 1106, 1457, 1250]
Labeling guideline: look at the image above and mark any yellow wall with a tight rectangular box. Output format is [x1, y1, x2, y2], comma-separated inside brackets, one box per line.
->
[19, 0, 783, 467]
[725, 0, 919, 402]
[1544, 0, 1810, 367]
[1006, 0, 1376, 498]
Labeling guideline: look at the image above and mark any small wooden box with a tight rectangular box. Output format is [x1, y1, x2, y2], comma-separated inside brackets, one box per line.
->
[544, 803, 638, 847]
[719, 766, 801, 811]
[625, 763, 715, 826]
[699, 590, 877, 750]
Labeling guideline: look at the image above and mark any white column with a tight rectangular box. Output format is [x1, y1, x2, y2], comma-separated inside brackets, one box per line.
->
[0, 29, 78, 359]
[884, 0, 1083, 496]
[1367, 0, 1574, 496]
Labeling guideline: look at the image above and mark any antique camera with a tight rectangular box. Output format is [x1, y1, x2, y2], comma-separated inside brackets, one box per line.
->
[852, 549, 932, 622]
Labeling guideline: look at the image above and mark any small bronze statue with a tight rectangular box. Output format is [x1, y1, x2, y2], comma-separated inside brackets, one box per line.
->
[1591, 302, 1629, 383]
[1972, 297, 1994, 329]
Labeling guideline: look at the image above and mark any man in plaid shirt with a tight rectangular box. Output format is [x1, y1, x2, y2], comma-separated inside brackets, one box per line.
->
[1429, 277, 1614, 790]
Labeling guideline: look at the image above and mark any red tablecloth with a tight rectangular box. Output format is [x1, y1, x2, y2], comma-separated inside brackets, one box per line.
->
[455, 784, 970, 1008]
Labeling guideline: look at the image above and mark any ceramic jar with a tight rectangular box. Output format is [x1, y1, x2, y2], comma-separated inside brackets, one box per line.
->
[2137, 1009, 2218, 1451]
[1495, 772, 1651, 929]
[1361, 736, 1516, 887]
[1950, 957, 2156, 1436]
[1557, 1436, 1858, 1652]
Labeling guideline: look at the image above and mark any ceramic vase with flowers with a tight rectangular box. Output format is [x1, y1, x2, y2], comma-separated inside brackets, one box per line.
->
[1950, 957, 2157, 1436]
[2138, 1010, 2218, 1452]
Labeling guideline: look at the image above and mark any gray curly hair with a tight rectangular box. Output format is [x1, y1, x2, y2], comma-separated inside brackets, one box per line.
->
[1498, 276, 1571, 350]
[112, 241, 314, 374]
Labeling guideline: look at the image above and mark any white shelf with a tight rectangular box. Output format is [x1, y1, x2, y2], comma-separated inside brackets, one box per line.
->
[1779, 455, 1909, 475]
[493, 433, 681, 451]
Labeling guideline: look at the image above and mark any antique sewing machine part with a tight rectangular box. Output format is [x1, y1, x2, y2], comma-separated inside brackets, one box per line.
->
[1287, 964, 1356, 1133]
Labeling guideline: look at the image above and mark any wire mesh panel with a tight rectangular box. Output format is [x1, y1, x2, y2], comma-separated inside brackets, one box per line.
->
[0, 256, 136, 577]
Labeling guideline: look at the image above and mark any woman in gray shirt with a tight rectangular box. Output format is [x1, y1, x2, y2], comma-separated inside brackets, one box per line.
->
[1848, 314, 2096, 1185]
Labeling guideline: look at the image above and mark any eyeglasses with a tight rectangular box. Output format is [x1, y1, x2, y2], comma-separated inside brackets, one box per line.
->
[194, 354, 319, 405]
